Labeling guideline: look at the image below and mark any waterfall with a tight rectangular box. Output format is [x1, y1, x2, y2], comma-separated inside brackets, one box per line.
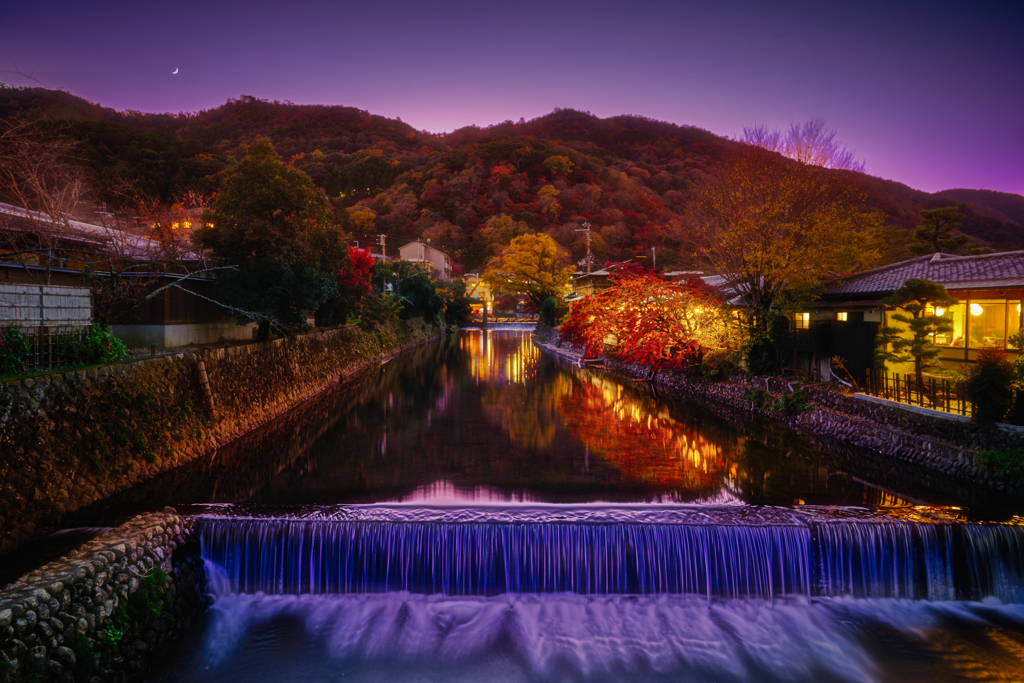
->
[195, 507, 1024, 601]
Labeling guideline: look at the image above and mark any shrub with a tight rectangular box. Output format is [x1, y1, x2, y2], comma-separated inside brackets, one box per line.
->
[539, 297, 559, 327]
[744, 338, 778, 375]
[743, 387, 771, 410]
[977, 449, 1024, 480]
[359, 293, 403, 331]
[960, 347, 1015, 425]
[60, 327, 129, 366]
[0, 325, 30, 375]
[775, 390, 811, 416]
[701, 348, 739, 380]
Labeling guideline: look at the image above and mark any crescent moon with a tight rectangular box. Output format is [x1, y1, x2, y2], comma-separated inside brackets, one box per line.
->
[172, 68, 179, 74]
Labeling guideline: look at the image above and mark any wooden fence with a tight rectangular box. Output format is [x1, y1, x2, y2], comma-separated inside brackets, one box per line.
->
[864, 368, 973, 417]
[4, 324, 94, 373]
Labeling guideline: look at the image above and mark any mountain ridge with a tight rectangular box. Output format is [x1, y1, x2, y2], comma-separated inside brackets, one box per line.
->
[1, 86, 1020, 269]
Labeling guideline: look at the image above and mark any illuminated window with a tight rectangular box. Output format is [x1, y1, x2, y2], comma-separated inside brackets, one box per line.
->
[835, 311, 848, 321]
[1010, 301, 1022, 347]
[968, 300, 1007, 348]
[930, 302, 965, 347]
[793, 312, 810, 330]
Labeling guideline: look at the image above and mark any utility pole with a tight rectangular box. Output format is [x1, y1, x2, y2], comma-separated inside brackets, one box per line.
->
[575, 221, 592, 274]
[378, 234, 386, 259]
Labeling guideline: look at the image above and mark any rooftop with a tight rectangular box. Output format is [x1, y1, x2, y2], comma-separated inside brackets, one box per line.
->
[826, 251, 1024, 296]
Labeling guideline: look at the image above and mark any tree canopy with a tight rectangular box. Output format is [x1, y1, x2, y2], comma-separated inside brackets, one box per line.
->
[695, 149, 885, 342]
[560, 273, 733, 369]
[483, 233, 573, 307]
[193, 136, 346, 339]
[907, 206, 992, 256]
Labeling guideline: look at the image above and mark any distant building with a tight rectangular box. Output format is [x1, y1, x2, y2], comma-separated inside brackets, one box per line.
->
[398, 241, 452, 279]
[463, 273, 493, 315]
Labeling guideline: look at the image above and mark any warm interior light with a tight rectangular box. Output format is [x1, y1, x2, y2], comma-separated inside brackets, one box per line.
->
[935, 307, 945, 316]
[1018, 304, 1021, 314]
[970, 303, 983, 316]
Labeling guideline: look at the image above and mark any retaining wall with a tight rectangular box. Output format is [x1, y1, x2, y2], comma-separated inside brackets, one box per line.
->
[0, 512, 203, 683]
[0, 321, 437, 554]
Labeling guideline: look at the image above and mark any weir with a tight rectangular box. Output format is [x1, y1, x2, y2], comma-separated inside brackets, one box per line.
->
[195, 506, 1024, 601]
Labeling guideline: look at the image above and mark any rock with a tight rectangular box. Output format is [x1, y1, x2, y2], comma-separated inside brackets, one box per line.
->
[55, 645, 76, 666]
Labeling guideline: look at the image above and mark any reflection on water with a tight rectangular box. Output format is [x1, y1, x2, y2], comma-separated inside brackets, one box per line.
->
[462, 329, 541, 385]
[96, 331, 1021, 515]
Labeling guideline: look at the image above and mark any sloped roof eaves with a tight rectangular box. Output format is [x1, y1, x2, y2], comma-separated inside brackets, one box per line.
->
[826, 251, 1024, 295]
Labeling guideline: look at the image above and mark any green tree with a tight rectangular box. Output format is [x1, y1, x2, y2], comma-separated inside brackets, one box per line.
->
[194, 137, 346, 340]
[875, 278, 957, 393]
[483, 233, 573, 308]
[907, 207, 992, 256]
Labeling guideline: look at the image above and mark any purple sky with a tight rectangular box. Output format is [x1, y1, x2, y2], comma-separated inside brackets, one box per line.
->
[4, 0, 1022, 196]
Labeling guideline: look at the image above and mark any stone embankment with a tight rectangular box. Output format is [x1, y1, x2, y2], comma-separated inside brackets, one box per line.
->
[535, 336, 1024, 498]
[0, 321, 438, 554]
[0, 512, 203, 683]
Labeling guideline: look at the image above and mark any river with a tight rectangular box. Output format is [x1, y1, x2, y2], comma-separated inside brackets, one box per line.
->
[107, 329, 1024, 682]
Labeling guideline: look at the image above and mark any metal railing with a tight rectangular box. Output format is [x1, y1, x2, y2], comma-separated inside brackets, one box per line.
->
[864, 368, 973, 417]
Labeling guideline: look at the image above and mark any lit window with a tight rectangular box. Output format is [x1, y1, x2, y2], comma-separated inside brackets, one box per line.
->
[927, 303, 965, 347]
[968, 300, 1007, 348]
[793, 312, 810, 330]
[835, 311, 848, 321]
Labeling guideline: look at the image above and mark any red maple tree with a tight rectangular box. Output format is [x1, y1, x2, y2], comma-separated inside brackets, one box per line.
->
[560, 272, 732, 368]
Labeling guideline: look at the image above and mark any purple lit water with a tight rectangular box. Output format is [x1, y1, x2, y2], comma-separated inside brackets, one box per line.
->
[137, 332, 1024, 682]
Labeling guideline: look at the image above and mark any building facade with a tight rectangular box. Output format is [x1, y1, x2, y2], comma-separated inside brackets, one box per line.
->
[776, 251, 1024, 384]
[398, 241, 453, 279]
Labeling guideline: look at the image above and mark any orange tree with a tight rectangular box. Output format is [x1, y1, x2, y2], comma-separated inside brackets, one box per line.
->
[560, 272, 733, 369]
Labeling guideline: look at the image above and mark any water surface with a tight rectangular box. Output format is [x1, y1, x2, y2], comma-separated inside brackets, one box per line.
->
[126, 330, 1024, 682]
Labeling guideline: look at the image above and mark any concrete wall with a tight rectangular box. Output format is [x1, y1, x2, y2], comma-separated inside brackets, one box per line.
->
[0, 512, 203, 683]
[0, 321, 437, 555]
[112, 321, 256, 350]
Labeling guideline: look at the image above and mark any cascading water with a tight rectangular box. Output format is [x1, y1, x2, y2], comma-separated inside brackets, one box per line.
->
[195, 506, 1024, 603]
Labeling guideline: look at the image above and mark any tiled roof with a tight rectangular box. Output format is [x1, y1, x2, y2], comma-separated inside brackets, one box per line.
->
[826, 251, 1024, 296]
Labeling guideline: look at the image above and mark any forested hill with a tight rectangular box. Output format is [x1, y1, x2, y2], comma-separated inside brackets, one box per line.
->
[2, 86, 1021, 271]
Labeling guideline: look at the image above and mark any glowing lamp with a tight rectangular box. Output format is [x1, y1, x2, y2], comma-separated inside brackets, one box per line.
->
[970, 303, 983, 316]
[935, 307, 945, 316]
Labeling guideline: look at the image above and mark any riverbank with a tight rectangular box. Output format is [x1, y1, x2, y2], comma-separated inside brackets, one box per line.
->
[0, 512, 202, 683]
[0, 321, 439, 555]
[533, 336, 1024, 501]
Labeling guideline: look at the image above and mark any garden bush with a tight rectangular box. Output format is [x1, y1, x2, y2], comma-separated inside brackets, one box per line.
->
[58, 327, 128, 366]
[960, 347, 1015, 425]
[0, 325, 30, 375]
[977, 449, 1024, 481]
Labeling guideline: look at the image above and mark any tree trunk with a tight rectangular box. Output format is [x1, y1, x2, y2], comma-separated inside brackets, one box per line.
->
[257, 320, 270, 341]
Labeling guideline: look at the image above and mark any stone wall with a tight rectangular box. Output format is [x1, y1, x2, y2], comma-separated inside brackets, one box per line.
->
[535, 338, 1024, 499]
[0, 321, 437, 554]
[0, 512, 203, 683]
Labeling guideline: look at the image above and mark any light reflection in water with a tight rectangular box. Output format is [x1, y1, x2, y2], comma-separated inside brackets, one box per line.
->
[558, 373, 727, 492]
[461, 329, 540, 385]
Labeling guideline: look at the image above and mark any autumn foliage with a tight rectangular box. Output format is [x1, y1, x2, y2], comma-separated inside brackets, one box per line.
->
[560, 273, 732, 369]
